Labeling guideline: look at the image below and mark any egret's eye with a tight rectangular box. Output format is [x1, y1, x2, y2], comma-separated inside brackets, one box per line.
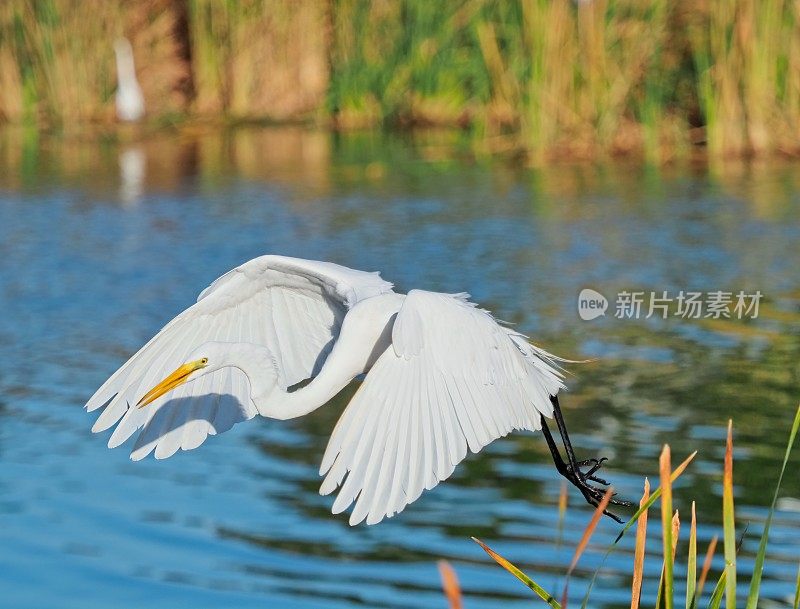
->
[200, 358, 208, 365]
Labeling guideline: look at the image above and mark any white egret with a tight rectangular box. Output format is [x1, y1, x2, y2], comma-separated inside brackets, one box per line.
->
[87, 255, 631, 524]
[114, 38, 145, 122]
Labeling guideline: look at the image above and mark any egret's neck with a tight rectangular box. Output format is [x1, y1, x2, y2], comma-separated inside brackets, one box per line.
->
[260, 362, 357, 421]
[114, 42, 138, 87]
[254, 292, 404, 421]
[220, 343, 280, 404]
[213, 342, 342, 420]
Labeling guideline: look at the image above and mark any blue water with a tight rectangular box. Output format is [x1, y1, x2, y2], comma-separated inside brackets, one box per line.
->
[1, 128, 799, 608]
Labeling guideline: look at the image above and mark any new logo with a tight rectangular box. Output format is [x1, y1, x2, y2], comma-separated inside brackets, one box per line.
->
[578, 288, 608, 321]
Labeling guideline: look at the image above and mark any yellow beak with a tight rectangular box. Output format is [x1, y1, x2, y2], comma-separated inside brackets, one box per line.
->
[136, 359, 206, 409]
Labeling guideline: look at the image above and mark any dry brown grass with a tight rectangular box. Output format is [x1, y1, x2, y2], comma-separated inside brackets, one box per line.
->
[189, 0, 329, 120]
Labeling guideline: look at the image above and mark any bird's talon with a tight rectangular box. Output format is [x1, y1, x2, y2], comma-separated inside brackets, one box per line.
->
[585, 463, 606, 477]
[605, 509, 624, 524]
[568, 456, 610, 481]
[564, 467, 635, 514]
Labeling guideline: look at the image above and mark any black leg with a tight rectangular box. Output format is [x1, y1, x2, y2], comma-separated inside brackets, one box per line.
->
[540, 417, 569, 475]
[551, 395, 580, 472]
[542, 397, 634, 522]
[544, 417, 616, 519]
[551, 395, 611, 486]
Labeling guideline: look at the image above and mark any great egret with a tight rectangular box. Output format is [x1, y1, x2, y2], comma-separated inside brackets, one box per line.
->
[114, 38, 145, 122]
[87, 255, 631, 524]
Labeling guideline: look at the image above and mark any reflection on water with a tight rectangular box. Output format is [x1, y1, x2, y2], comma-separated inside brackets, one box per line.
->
[1, 127, 799, 609]
[118, 146, 146, 206]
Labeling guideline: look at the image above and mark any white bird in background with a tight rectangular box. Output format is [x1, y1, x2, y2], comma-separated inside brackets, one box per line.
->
[86, 256, 631, 525]
[114, 37, 145, 122]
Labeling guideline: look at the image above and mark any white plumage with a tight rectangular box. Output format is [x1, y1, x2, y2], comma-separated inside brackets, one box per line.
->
[114, 38, 145, 122]
[87, 255, 565, 525]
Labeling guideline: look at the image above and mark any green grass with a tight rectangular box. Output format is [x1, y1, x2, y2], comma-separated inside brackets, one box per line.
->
[3, 1, 800, 159]
[463, 404, 800, 609]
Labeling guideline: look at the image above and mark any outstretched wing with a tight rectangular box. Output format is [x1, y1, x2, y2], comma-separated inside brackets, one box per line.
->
[87, 255, 393, 460]
[319, 290, 564, 525]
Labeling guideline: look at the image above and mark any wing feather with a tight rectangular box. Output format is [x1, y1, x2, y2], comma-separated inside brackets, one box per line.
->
[88, 255, 393, 459]
[365, 367, 405, 524]
[320, 290, 564, 525]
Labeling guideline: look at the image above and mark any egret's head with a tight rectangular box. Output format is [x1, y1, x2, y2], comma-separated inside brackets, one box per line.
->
[135, 343, 230, 408]
[135, 341, 276, 410]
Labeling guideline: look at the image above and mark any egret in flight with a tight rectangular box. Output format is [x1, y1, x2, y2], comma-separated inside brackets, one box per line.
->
[87, 255, 631, 524]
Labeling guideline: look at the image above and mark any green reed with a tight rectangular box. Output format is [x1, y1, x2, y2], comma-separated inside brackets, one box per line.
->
[467, 405, 800, 609]
[2, 0, 800, 160]
[0, 1, 121, 125]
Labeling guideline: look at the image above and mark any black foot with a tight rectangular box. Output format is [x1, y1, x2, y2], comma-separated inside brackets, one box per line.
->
[540, 399, 635, 524]
[574, 457, 609, 484]
[562, 456, 634, 523]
